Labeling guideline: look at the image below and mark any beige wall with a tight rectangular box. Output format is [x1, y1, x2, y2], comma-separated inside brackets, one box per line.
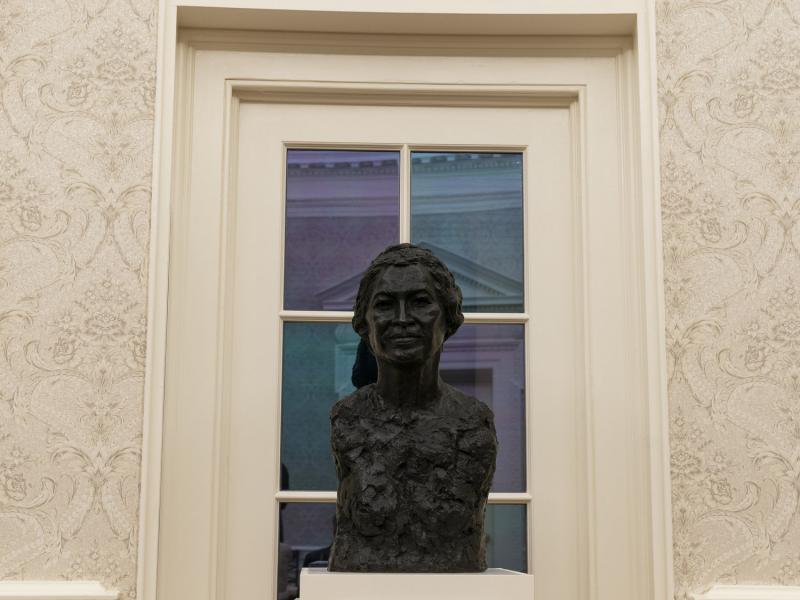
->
[0, 0, 155, 596]
[1, 1, 799, 598]
[658, 0, 800, 597]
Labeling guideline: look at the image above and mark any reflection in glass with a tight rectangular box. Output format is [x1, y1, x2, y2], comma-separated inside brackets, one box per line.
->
[280, 323, 525, 493]
[280, 322, 360, 491]
[277, 503, 336, 600]
[442, 324, 526, 493]
[485, 504, 528, 572]
[284, 149, 400, 311]
[411, 152, 524, 313]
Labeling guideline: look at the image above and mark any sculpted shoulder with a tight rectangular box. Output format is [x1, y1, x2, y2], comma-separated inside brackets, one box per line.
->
[438, 382, 493, 420]
[331, 384, 376, 422]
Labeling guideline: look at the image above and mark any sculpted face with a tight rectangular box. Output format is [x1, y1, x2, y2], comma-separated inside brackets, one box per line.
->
[366, 264, 447, 365]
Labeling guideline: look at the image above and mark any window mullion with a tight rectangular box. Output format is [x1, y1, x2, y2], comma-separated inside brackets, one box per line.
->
[400, 144, 411, 243]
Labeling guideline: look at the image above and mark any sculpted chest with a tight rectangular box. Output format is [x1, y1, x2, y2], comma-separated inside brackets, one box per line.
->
[333, 393, 495, 486]
[329, 386, 497, 572]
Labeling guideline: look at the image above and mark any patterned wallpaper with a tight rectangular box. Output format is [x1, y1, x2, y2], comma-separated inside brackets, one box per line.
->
[658, 0, 800, 597]
[0, 0, 156, 597]
[1, 0, 799, 598]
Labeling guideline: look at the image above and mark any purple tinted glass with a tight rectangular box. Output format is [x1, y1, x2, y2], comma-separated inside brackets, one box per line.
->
[411, 152, 524, 313]
[441, 324, 526, 492]
[284, 149, 400, 311]
[277, 503, 336, 599]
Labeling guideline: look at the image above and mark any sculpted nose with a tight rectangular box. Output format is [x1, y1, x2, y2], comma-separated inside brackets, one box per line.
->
[396, 301, 411, 323]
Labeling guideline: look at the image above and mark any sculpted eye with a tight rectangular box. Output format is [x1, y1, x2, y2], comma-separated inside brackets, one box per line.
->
[413, 295, 432, 306]
[373, 298, 393, 310]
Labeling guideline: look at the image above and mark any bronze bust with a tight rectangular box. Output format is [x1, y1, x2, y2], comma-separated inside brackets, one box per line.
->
[329, 244, 497, 572]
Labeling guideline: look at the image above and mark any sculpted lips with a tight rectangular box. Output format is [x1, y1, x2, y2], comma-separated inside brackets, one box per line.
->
[387, 335, 422, 344]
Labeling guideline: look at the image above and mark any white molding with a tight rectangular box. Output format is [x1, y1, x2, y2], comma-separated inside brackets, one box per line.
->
[232, 80, 579, 108]
[638, 3, 675, 600]
[136, 3, 174, 600]
[176, 1, 640, 36]
[693, 586, 800, 600]
[0, 582, 118, 600]
[182, 27, 633, 54]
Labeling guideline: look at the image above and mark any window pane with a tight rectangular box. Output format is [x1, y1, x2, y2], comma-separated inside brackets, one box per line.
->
[281, 323, 525, 493]
[281, 322, 359, 491]
[485, 504, 528, 572]
[277, 503, 336, 600]
[441, 324, 526, 493]
[411, 152, 524, 313]
[284, 149, 400, 311]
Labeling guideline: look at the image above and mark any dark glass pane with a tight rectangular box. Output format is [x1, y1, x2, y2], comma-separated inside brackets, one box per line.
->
[280, 322, 359, 491]
[274, 503, 525, 598]
[277, 503, 336, 600]
[411, 152, 524, 313]
[485, 504, 527, 572]
[442, 324, 526, 492]
[284, 149, 400, 311]
[281, 323, 526, 493]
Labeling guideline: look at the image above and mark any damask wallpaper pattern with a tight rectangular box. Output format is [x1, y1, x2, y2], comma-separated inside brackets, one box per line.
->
[1, 0, 799, 598]
[658, 0, 800, 597]
[0, 0, 156, 597]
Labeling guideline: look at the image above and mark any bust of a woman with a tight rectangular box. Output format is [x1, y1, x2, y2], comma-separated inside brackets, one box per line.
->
[329, 243, 497, 572]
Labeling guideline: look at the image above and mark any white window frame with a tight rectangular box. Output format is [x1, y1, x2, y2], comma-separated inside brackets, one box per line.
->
[140, 2, 671, 600]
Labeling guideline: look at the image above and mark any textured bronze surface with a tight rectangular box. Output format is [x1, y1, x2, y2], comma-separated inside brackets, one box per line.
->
[329, 244, 497, 572]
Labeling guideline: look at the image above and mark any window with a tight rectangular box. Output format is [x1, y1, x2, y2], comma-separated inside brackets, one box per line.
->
[277, 149, 529, 598]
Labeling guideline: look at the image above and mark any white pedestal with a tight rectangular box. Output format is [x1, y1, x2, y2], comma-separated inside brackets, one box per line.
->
[298, 567, 534, 600]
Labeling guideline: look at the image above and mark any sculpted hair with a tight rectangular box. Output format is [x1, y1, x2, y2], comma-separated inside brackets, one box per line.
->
[352, 243, 465, 341]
